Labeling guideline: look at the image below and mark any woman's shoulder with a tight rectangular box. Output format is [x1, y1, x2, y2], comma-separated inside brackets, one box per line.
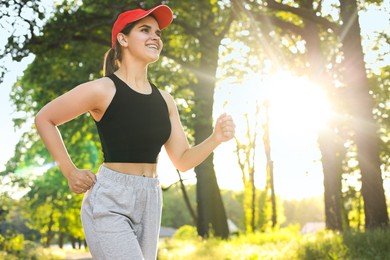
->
[68, 77, 116, 110]
[157, 88, 177, 114]
[71, 76, 116, 118]
[77, 76, 115, 94]
[85, 76, 114, 87]
[158, 88, 174, 102]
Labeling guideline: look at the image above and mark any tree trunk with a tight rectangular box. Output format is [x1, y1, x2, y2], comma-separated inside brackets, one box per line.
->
[45, 211, 54, 248]
[303, 17, 344, 230]
[339, 0, 389, 229]
[59, 232, 64, 249]
[194, 43, 229, 239]
[250, 168, 256, 230]
[263, 102, 277, 228]
[318, 130, 344, 230]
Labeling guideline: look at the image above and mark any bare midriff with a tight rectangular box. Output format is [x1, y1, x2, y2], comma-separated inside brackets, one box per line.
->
[103, 162, 158, 178]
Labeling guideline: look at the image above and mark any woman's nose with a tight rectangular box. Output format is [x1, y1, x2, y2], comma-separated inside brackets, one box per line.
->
[151, 33, 160, 40]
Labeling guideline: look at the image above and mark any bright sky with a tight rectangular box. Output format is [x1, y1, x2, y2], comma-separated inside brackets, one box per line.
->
[0, 2, 389, 200]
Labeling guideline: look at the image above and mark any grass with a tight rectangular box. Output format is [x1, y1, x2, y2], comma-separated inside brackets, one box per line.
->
[2, 226, 390, 259]
[158, 226, 390, 260]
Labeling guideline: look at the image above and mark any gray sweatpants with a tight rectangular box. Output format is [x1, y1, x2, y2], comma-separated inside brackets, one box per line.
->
[81, 165, 162, 260]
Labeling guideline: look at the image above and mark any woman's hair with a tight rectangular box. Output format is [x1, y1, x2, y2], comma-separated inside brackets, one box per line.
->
[103, 22, 136, 76]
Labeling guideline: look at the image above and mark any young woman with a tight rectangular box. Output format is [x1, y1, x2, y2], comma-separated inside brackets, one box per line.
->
[35, 4, 235, 259]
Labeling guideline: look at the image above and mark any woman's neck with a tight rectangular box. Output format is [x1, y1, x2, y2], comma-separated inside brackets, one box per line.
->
[116, 60, 149, 90]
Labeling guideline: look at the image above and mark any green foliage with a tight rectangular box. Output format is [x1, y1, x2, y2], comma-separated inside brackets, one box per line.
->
[2, 234, 24, 254]
[0, 233, 49, 259]
[0, 189, 41, 245]
[159, 227, 390, 259]
[162, 184, 325, 235]
[161, 185, 246, 230]
[296, 231, 349, 259]
[369, 66, 390, 172]
[161, 184, 196, 228]
[173, 225, 198, 240]
[23, 167, 85, 246]
[162, 185, 289, 233]
[296, 229, 390, 259]
[342, 229, 390, 259]
[220, 190, 245, 230]
[0, 239, 53, 260]
[257, 189, 271, 231]
[283, 197, 325, 227]
[2, 227, 390, 259]
[159, 227, 301, 259]
[232, 225, 301, 245]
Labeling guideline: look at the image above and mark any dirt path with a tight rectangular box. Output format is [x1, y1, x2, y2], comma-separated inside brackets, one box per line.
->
[64, 251, 92, 259]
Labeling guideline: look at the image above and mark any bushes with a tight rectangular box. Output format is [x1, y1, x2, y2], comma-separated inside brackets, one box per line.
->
[0, 233, 49, 260]
[0, 233, 24, 256]
[172, 225, 198, 240]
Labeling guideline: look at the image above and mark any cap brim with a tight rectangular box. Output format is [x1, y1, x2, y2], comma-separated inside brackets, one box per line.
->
[146, 5, 173, 30]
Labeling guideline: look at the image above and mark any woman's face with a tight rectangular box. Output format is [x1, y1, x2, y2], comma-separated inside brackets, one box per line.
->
[120, 16, 163, 64]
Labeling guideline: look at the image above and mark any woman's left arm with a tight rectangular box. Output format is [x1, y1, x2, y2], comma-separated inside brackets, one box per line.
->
[162, 91, 235, 172]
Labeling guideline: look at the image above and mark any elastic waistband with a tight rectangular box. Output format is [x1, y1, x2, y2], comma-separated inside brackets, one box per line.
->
[97, 165, 160, 188]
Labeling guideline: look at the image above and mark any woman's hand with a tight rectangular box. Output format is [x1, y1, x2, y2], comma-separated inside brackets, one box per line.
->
[66, 169, 97, 194]
[213, 113, 236, 143]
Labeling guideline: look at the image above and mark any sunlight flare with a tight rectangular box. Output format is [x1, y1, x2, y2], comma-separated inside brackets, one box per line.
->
[264, 71, 332, 133]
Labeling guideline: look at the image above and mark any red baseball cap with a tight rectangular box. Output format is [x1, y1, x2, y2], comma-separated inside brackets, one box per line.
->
[111, 5, 173, 48]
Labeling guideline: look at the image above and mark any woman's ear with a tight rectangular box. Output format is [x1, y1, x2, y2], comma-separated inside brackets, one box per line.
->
[117, 33, 128, 47]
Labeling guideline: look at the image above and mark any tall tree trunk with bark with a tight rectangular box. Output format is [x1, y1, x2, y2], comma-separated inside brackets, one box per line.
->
[339, 0, 388, 229]
[303, 13, 344, 230]
[194, 41, 229, 238]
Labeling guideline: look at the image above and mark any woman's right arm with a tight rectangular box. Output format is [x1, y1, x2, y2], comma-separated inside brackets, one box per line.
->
[35, 78, 112, 194]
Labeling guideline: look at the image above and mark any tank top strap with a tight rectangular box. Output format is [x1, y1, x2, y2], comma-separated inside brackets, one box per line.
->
[107, 73, 124, 90]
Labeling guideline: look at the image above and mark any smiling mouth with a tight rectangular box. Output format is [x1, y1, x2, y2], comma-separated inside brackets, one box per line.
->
[147, 45, 158, 50]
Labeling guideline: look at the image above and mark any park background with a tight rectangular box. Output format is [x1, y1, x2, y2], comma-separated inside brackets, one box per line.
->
[0, 0, 389, 259]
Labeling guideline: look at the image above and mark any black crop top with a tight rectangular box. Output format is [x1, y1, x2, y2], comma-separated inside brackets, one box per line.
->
[94, 74, 171, 163]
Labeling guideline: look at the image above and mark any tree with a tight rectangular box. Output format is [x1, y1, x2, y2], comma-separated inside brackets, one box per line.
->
[339, 0, 388, 229]
[262, 101, 277, 228]
[235, 113, 259, 232]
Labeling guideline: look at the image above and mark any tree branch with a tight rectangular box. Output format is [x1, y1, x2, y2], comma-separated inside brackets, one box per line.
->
[173, 18, 202, 40]
[265, 0, 339, 33]
[253, 11, 306, 36]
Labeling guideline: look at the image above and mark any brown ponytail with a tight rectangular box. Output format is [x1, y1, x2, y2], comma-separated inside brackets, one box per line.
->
[103, 21, 137, 76]
[103, 47, 118, 76]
